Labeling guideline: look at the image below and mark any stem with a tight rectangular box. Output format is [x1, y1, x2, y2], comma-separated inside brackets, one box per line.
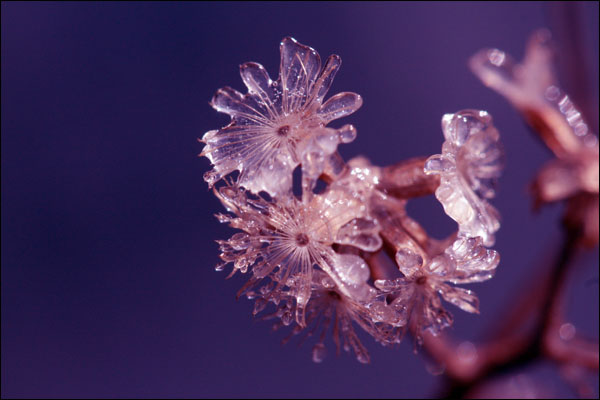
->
[379, 157, 440, 199]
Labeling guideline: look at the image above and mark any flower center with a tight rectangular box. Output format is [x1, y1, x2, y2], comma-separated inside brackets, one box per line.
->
[295, 233, 309, 246]
[416, 276, 427, 285]
[277, 125, 291, 136]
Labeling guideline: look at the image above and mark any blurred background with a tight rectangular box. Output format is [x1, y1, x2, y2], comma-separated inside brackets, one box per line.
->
[2, 2, 598, 398]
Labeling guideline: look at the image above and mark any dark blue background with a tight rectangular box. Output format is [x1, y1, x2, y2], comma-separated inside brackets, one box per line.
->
[2, 2, 598, 398]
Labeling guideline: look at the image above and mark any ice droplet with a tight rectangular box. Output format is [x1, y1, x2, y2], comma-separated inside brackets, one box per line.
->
[203, 170, 220, 187]
[312, 342, 327, 363]
[457, 341, 478, 364]
[368, 301, 391, 322]
[253, 298, 267, 315]
[395, 248, 423, 277]
[338, 124, 357, 143]
[281, 311, 293, 326]
[355, 349, 370, 364]
[425, 360, 446, 376]
[374, 278, 401, 292]
[368, 301, 405, 326]
[335, 218, 382, 252]
[334, 254, 370, 285]
[488, 49, 506, 66]
[559, 323, 576, 341]
[424, 155, 452, 174]
[316, 130, 339, 154]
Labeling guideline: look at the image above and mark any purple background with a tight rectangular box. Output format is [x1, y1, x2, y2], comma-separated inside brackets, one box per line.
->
[2, 2, 598, 398]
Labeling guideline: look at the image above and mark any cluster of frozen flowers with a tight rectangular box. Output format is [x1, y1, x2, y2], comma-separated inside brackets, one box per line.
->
[201, 38, 505, 363]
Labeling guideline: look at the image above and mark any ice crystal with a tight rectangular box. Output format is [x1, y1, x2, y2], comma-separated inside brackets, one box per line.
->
[202, 38, 505, 362]
[201, 37, 363, 197]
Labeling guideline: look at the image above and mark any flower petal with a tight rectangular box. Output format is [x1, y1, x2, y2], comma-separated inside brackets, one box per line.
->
[439, 285, 480, 314]
[211, 86, 271, 126]
[238, 152, 295, 197]
[311, 54, 341, 105]
[203, 125, 264, 163]
[240, 62, 273, 94]
[239, 62, 280, 120]
[317, 92, 363, 123]
[279, 37, 321, 114]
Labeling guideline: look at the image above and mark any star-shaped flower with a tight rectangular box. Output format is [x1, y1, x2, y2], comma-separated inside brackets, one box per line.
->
[214, 182, 380, 327]
[370, 235, 498, 343]
[202, 37, 363, 197]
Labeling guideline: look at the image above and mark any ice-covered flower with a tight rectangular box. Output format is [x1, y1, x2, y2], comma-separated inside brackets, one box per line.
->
[200, 38, 509, 361]
[363, 109, 503, 341]
[262, 270, 386, 364]
[469, 30, 597, 156]
[366, 234, 499, 342]
[201, 37, 363, 197]
[424, 110, 504, 246]
[470, 30, 599, 246]
[214, 182, 380, 326]
[372, 268, 479, 343]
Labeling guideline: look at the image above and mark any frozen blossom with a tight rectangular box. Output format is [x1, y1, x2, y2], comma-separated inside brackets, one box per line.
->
[370, 234, 499, 341]
[424, 110, 504, 246]
[214, 182, 380, 326]
[469, 30, 597, 156]
[263, 270, 386, 364]
[202, 38, 506, 362]
[470, 29, 599, 246]
[366, 174, 500, 342]
[370, 110, 505, 340]
[201, 37, 363, 197]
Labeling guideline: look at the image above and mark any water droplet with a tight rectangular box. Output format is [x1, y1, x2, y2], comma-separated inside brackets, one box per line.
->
[424, 155, 452, 174]
[488, 49, 506, 66]
[395, 248, 423, 277]
[203, 170, 220, 186]
[338, 124, 357, 143]
[334, 254, 370, 285]
[425, 360, 446, 376]
[559, 323, 575, 341]
[281, 311, 293, 326]
[368, 302, 392, 323]
[356, 350, 370, 364]
[312, 343, 327, 363]
[253, 298, 267, 315]
[457, 341, 478, 364]
[544, 85, 561, 101]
